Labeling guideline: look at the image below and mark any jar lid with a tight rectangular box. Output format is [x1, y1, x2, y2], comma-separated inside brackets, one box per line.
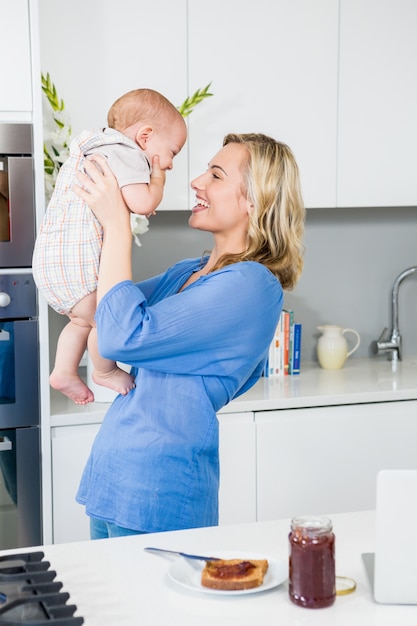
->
[336, 576, 357, 595]
[291, 515, 333, 532]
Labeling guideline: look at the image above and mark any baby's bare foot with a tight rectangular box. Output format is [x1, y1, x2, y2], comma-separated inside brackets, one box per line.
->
[50, 371, 95, 405]
[92, 366, 135, 396]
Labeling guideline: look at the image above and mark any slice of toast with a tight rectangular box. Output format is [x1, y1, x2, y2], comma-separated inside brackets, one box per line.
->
[201, 558, 269, 591]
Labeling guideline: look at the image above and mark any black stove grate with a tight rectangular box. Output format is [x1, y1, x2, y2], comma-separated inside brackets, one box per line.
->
[0, 551, 84, 625]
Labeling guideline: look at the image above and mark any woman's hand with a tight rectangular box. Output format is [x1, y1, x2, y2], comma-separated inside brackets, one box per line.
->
[73, 155, 131, 232]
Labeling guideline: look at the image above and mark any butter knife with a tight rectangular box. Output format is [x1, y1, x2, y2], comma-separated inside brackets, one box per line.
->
[144, 546, 220, 561]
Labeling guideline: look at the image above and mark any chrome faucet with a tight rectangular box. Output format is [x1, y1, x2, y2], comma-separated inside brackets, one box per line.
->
[371, 266, 417, 362]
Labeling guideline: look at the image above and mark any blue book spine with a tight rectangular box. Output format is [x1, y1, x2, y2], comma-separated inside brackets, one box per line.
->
[291, 323, 302, 374]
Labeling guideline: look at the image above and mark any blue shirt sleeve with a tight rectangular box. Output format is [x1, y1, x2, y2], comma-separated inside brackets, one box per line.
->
[95, 262, 282, 382]
[133, 274, 165, 300]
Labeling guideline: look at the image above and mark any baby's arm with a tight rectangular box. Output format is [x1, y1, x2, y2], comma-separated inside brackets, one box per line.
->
[121, 162, 166, 215]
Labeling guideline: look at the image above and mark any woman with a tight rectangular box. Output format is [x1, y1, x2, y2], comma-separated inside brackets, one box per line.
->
[74, 133, 305, 539]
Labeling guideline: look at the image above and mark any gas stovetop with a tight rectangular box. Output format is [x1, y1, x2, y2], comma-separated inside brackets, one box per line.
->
[0, 551, 84, 625]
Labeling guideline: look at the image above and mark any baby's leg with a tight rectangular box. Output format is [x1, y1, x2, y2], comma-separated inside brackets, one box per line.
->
[49, 317, 94, 404]
[87, 327, 135, 396]
[49, 292, 97, 405]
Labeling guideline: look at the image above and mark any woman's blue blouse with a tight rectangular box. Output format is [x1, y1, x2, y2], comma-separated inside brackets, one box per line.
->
[76, 258, 283, 532]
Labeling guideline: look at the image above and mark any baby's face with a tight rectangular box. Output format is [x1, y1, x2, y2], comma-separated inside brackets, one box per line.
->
[145, 118, 187, 170]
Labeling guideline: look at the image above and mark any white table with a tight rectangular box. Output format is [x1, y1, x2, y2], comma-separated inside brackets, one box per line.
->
[5, 510, 415, 625]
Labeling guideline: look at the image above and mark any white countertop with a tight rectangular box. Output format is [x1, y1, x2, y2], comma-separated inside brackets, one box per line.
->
[50, 356, 417, 426]
[220, 354, 417, 413]
[3, 510, 415, 625]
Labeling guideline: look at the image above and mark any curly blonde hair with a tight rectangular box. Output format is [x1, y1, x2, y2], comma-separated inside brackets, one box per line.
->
[211, 133, 305, 290]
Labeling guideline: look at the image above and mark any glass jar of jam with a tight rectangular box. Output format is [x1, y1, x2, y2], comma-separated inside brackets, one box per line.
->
[289, 516, 336, 608]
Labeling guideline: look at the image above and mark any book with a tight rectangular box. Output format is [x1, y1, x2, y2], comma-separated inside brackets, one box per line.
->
[288, 310, 294, 374]
[291, 323, 302, 375]
[265, 312, 301, 377]
[282, 309, 293, 376]
[274, 314, 283, 375]
[265, 314, 282, 376]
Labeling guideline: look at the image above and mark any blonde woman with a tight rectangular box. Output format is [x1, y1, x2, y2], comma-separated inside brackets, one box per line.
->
[74, 133, 305, 539]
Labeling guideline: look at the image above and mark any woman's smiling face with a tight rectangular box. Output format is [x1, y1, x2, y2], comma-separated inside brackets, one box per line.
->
[189, 142, 252, 241]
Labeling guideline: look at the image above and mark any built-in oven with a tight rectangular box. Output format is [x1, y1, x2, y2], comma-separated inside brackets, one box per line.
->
[0, 272, 41, 550]
[0, 123, 41, 550]
[0, 123, 36, 268]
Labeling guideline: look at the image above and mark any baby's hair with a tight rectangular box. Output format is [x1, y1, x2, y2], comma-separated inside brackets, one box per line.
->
[107, 88, 182, 131]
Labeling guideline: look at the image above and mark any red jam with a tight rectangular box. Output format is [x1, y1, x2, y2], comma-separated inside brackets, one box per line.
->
[289, 516, 336, 608]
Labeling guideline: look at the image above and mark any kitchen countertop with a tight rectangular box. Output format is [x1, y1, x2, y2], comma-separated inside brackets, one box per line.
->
[220, 354, 417, 413]
[1, 510, 415, 625]
[50, 356, 417, 426]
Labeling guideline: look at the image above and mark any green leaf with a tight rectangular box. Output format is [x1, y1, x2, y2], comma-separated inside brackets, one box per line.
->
[41, 72, 65, 112]
[53, 115, 65, 130]
[177, 82, 213, 118]
[43, 144, 55, 175]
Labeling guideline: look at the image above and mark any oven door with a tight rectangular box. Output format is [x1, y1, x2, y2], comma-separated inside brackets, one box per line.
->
[0, 123, 35, 268]
[0, 319, 39, 428]
[0, 426, 41, 549]
[0, 156, 35, 268]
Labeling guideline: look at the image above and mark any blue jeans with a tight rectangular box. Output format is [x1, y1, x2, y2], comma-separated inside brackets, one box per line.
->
[90, 516, 147, 540]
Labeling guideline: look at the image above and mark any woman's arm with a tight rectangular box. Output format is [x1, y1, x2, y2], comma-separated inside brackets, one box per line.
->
[73, 155, 163, 304]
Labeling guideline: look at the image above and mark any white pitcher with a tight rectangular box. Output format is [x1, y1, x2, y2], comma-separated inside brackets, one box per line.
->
[317, 325, 360, 370]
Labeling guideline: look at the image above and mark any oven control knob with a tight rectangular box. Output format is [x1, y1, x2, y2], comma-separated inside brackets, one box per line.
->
[0, 292, 11, 307]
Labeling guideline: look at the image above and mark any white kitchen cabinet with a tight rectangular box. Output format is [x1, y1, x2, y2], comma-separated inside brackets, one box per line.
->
[51, 423, 100, 543]
[337, 0, 417, 207]
[188, 0, 417, 209]
[51, 413, 255, 543]
[218, 412, 256, 525]
[187, 0, 339, 209]
[38, 0, 188, 211]
[256, 401, 417, 522]
[38, 0, 417, 209]
[0, 0, 32, 113]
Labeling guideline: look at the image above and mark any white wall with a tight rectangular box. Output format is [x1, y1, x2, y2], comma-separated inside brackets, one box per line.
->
[128, 207, 417, 361]
[40, 0, 417, 362]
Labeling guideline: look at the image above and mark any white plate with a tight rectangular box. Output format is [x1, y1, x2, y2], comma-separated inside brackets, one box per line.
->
[168, 550, 287, 595]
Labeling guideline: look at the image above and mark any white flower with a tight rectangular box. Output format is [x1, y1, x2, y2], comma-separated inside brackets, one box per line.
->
[44, 174, 56, 199]
[50, 125, 71, 147]
[54, 146, 70, 166]
[130, 214, 150, 247]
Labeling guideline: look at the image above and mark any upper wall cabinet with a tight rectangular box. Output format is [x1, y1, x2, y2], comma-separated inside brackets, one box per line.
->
[337, 0, 417, 207]
[38, 0, 188, 210]
[38, 0, 417, 210]
[187, 0, 339, 209]
[0, 0, 32, 113]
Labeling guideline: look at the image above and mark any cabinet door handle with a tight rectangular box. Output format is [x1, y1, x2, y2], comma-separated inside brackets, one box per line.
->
[0, 436, 12, 451]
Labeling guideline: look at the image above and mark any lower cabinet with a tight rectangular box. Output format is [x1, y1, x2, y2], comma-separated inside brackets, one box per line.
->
[256, 401, 417, 522]
[51, 412, 256, 543]
[51, 423, 100, 544]
[51, 400, 417, 542]
[217, 412, 256, 525]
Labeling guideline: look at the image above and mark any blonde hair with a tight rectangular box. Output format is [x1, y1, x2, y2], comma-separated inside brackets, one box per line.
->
[107, 88, 183, 132]
[211, 133, 305, 290]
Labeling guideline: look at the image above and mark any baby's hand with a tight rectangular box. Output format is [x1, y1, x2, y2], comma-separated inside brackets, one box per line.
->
[150, 155, 166, 189]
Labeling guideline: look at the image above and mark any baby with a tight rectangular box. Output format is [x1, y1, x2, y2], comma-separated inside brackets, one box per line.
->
[33, 88, 187, 404]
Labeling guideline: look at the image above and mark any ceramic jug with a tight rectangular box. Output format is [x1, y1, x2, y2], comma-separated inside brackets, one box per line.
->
[317, 325, 360, 370]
